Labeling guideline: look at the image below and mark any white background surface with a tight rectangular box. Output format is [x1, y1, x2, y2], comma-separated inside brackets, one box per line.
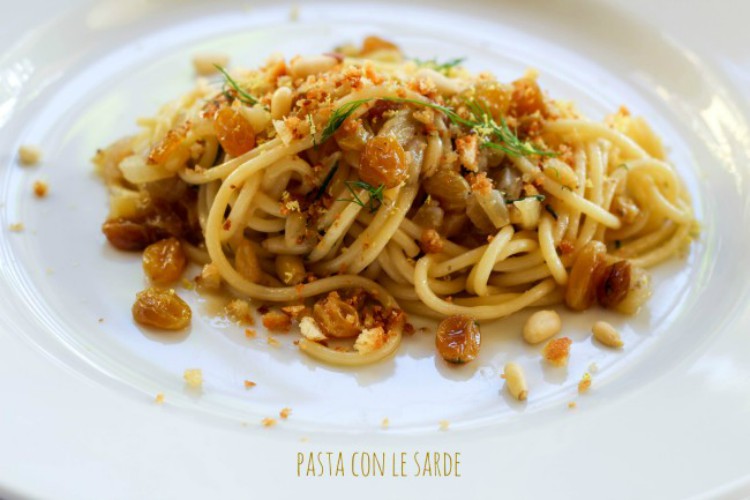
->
[1, 1, 750, 499]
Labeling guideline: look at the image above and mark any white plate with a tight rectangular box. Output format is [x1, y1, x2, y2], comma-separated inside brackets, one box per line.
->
[2, 0, 750, 498]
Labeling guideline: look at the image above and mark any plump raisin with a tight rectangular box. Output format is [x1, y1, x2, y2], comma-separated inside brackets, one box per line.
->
[132, 287, 191, 330]
[312, 292, 361, 338]
[142, 237, 187, 284]
[213, 107, 256, 157]
[359, 136, 407, 189]
[423, 168, 471, 213]
[510, 77, 546, 117]
[436, 315, 481, 364]
[474, 82, 512, 121]
[148, 128, 187, 165]
[565, 241, 607, 311]
[596, 260, 632, 308]
[102, 219, 157, 251]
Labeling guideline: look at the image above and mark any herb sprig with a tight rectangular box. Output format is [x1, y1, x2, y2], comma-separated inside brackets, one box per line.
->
[214, 64, 260, 106]
[318, 96, 555, 158]
[314, 162, 339, 201]
[318, 99, 372, 145]
[464, 99, 556, 157]
[504, 194, 546, 204]
[413, 57, 466, 75]
[338, 180, 386, 213]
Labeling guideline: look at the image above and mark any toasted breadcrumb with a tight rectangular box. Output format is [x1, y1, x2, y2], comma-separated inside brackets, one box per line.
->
[381, 418, 390, 429]
[279, 407, 292, 419]
[33, 180, 48, 197]
[267, 336, 281, 347]
[299, 316, 327, 342]
[226, 299, 255, 324]
[469, 171, 492, 195]
[261, 417, 277, 427]
[568, 401, 577, 409]
[192, 53, 229, 76]
[456, 134, 479, 172]
[578, 372, 592, 394]
[183, 368, 203, 389]
[244, 328, 256, 339]
[281, 304, 308, 319]
[9, 223, 24, 232]
[438, 420, 450, 431]
[543, 337, 572, 367]
[262, 309, 292, 332]
[244, 380, 257, 389]
[354, 326, 386, 354]
[18, 145, 42, 165]
[420, 228, 444, 254]
[181, 278, 195, 290]
[155, 393, 165, 404]
[197, 263, 221, 290]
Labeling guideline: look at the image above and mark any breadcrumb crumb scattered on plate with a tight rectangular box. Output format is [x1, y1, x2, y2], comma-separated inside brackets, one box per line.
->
[381, 418, 390, 429]
[33, 180, 48, 197]
[9, 223, 24, 232]
[578, 372, 592, 394]
[261, 417, 277, 427]
[225, 299, 255, 324]
[244, 328, 256, 339]
[299, 316, 326, 342]
[243, 380, 256, 389]
[183, 368, 203, 389]
[262, 309, 292, 332]
[155, 393, 165, 404]
[568, 401, 577, 409]
[18, 145, 42, 165]
[267, 336, 281, 347]
[279, 407, 292, 419]
[438, 420, 450, 431]
[542, 337, 572, 367]
[196, 263, 221, 290]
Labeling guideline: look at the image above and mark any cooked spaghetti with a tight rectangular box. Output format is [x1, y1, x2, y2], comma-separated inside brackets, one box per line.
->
[95, 37, 695, 366]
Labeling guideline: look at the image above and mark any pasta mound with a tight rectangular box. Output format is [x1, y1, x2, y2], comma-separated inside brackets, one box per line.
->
[95, 36, 695, 366]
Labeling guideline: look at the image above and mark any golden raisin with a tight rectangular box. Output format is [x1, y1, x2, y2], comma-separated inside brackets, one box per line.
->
[312, 292, 361, 338]
[474, 82, 512, 121]
[213, 107, 256, 157]
[510, 78, 546, 117]
[142, 237, 187, 284]
[102, 218, 157, 251]
[359, 135, 407, 189]
[596, 260, 631, 308]
[132, 288, 191, 330]
[423, 168, 471, 213]
[435, 315, 481, 364]
[360, 36, 399, 55]
[235, 239, 263, 283]
[148, 129, 187, 165]
[565, 241, 607, 311]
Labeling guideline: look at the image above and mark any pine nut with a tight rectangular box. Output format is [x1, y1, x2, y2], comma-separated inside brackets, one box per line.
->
[289, 55, 338, 79]
[592, 320, 624, 348]
[18, 144, 42, 165]
[504, 362, 528, 401]
[271, 86, 293, 120]
[192, 53, 229, 76]
[522, 309, 562, 344]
